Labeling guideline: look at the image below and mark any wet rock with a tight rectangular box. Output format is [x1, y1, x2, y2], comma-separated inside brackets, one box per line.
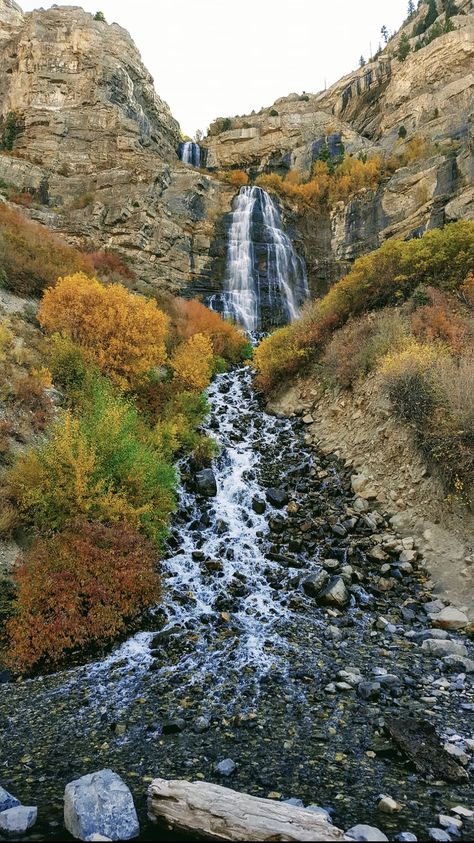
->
[385, 716, 469, 782]
[358, 681, 381, 701]
[430, 607, 469, 630]
[346, 824, 389, 841]
[421, 639, 467, 657]
[319, 577, 349, 607]
[269, 515, 287, 534]
[451, 806, 473, 818]
[162, 719, 185, 735]
[302, 567, 329, 597]
[378, 794, 402, 813]
[214, 758, 236, 776]
[64, 770, 139, 842]
[395, 835, 418, 842]
[0, 806, 37, 836]
[252, 495, 266, 515]
[428, 830, 452, 842]
[439, 814, 462, 831]
[266, 488, 289, 508]
[443, 654, 474, 672]
[0, 787, 20, 812]
[195, 469, 217, 497]
[193, 716, 211, 734]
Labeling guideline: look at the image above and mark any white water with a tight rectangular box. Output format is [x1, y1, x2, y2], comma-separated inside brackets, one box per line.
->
[180, 141, 201, 167]
[211, 185, 309, 332]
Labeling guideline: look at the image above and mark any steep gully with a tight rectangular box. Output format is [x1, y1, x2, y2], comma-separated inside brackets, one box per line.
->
[1, 185, 473, 841]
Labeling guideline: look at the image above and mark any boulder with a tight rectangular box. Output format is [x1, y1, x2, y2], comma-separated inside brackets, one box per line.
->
[64, 770, 139, 841]
[251, 495, 266, 515]
[266, 488, 289, 508]
[430, 607, 469, 630]
[0, 786, 20, 812]
[319, 576, 349, 607]
[214, 759, 236, 777]
[0, 806, 37, 836]
[302, 567, 330, 597]
[195, 469, 217, 497]
[346, 825, 389, 842]
[421, 639, 467, 657]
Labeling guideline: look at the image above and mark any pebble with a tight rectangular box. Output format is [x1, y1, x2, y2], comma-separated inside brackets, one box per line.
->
[395, 834, 418, 842]
[346, 824, 389, 842]
[430, 607, 469, 630]
[378, 794, 403, 813]
[451, 806, 473, 818]
[215, 758, 236, 777]
[439, 814, 462, 830]
[428, 829, 452, 842]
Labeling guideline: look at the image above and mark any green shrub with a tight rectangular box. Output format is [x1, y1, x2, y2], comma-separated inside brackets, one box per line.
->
[1, 112, 23, 151]
[398, 125, 408, 139]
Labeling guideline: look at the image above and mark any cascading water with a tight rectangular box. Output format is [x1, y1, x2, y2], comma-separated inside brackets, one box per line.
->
[179, 141, 201, 167]
[209, 185, 308, 332]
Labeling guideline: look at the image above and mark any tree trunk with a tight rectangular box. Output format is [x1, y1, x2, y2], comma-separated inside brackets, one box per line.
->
[148, 778, 346, 841]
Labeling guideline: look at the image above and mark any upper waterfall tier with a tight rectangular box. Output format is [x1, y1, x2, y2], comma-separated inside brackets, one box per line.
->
[179, 141, 201, 167]
[210, 185, 308, 332]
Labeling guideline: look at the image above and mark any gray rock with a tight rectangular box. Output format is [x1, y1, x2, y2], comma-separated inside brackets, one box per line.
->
[306, 805, 332, 823]
[421, 639, 467, 657]
[64, 769, 139, 842]
[251, 495, 266, 515]
[395, 834, 418, 842]
[430, 607, 469, 630]
[283, 797, 304, 807]
[358, 681, 381, 700]
[0, 787, 20, 813]
[193, 716, 211, 734]
[346, 824, 389, 841]
[266, 487, 289, 508]
[0, 806, 37, 836]
[319, 576, 349, 607]
[195, 468, 217, 497]
[443, 654, 474, 673]
[428, 830, 452, 842]
[302, 567, 330, 597]
[214, 758, 236, 777]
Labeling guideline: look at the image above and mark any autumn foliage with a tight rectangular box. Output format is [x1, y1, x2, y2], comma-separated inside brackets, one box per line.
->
[170, 332, 214, 391]
[172, 297, 247, 363]
[39, 273, 169, 389]
[5, 520, 160, 672]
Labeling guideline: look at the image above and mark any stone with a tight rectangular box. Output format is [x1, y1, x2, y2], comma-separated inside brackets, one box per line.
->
[451, 806, 473, 818]
[162, 719, 185, 735]
[428, 830, 452, 842]
[430, 607, 469, 631]
[358, 681, 381, 701]
[421, 639, 467, 658]
[439, 815, 462, 831]
[0, 787, 20, 812]
[378, 795, 402, 814]
[319, 576, 349, 607]
[193, 716, 211, 734]
[395, 835, 418, 842]
[345, 824, 389, 842]
[306, 805, 332, 823]
[283, 798, 304, 807]
[302, 567, 330, 597]
[195, 469, 217, 497]
[251, 495, 266, 515]
[302, 414, 314, 424]
[64, 769, 139, 842]
[266, 488, 289, 508]
[214, 759, 236, 777]
[0, 806, 37, 836]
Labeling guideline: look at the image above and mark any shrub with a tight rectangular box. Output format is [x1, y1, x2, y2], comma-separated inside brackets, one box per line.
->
[270, 109, 279, 117]
[13, 373, 53, 431]
[398, 32, 411, 61]
[1, 111, 23, 151]
[460, 270, 474, 308]
[254, 221, 474, 390]
[0, 205, 91, 296]
[5, 520, 160, 672]
[217, 170, 249, 188]
[87, 250, 136, 282]
[398, 125, 408, 139]
[46, 333, 90, 393]
[8, 377, 177, 544]
[172, 298, 247, 363]
[411, 288, 466, 350]
[71, 192, 95, 210]
[170, 333, 214, 391]
[38, 274, 169, 389]
[94, 10, 106, 21]
[380, 340, 445, 424]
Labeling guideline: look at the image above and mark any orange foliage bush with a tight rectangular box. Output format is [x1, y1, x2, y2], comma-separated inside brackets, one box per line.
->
[38, 273, 169, 389]
[6, 520, 160, 672]
[173, 298, 247, 363]
[217, 170, 249, 188]
[411, 288, 466, 351]
[0, 205, 91, 296]
[170, 333, 214, 391]
[460, 271, 474, 308]
[13, 373, 53, 431]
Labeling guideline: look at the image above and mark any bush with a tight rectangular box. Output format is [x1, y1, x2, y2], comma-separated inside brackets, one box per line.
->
[8, 376, 177, 544]
[94, 10, 106, 21]
[38, 274, 169, 389]
[87, 250, 135, 282]
[217, 170, 249, 188]
[1, 111, 23, 151]
[170, 333, 214, 391]
[0, 205, 91, 296]
[172, 298, 247, 363]
[270, 109, 279, 117]
[398, 125, 408, 139]
[5, 520, 160, 672]
[411, 288, 466, 350]
[46, 333, 89, 393]
[254, 221, 474, 390]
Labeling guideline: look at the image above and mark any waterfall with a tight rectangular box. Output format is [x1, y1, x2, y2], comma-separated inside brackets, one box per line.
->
[210, 185, 308, 332]
[179, 141, 201, 167]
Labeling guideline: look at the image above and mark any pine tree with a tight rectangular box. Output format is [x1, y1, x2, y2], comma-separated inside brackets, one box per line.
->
[398, 32, 411, 61]
[408, 0, 415, 14]
[359, 55, 366, 67]
[381, 25, 389, 43]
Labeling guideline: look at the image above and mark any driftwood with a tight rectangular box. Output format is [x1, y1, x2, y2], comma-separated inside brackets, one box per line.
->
[147, 778, 346, 842]
[385, 716, 469, 782]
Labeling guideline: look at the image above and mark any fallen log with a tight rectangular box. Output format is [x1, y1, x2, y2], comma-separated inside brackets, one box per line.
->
[148, 778, 346, 841]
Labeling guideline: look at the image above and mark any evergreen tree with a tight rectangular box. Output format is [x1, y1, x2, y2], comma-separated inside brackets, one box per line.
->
[94, 11, 106, 22]
[381, 25, 389, 43]
[359, 55, 366, 67]
[425, 0, 438, 28]
[408, 0, 415, 13]
[398, 32, 411, 61]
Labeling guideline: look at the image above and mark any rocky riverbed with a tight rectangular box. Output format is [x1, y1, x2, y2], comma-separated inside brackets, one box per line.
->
[0, 365, 473, 842]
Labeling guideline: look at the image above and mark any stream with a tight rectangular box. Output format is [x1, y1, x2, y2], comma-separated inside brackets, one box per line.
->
[1, 363, 473, 841]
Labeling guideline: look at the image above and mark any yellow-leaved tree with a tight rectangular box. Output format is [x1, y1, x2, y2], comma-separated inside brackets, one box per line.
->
[170, 333, 214, 391]
[38, 273, 169, 389]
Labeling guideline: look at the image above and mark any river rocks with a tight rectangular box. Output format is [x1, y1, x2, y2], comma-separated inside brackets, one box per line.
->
[302, 567, 330, 597]
[319, 576, 349, 607]
[421, 639, 467, 657]
[345, 824, 389, 842]
[162, 719, 185, 735]
[378, 794, 402, 814]
[428, 830, 452, 842]
[214, 759, 236, 777]
[0, 788, 20, 812]
[357, 681, 381, 701]
[0, 806, 37, 836]
[64, 770, 139, 841]
[395, 834, 418, 842]
[266, 488, 289, 508]
[252, 495, 266, 514]
[195, 469, 217, 497]
[430, 607, 469, 631]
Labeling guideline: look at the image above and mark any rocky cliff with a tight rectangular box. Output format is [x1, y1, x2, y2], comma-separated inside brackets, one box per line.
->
[0, 0, 473, 301]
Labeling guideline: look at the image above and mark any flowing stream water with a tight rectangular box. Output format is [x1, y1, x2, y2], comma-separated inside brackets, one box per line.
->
[209, 185, 309, 331]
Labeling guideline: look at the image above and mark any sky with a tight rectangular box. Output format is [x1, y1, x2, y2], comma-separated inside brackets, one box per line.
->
[20, 0, 408, 137]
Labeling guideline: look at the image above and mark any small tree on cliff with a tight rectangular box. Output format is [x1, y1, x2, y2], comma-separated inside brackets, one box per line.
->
[398, 32, 411, 61]
[94, 11, 106, 22]
[359, 55, 366, 67]
[407, 0, 416, 15]
[381, 25, 389, 44]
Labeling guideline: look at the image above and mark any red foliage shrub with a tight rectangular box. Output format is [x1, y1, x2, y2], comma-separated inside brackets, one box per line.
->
[411, 288, 466, 351]
[87, 250, 136, 282]
[6, 520, 161, 672]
